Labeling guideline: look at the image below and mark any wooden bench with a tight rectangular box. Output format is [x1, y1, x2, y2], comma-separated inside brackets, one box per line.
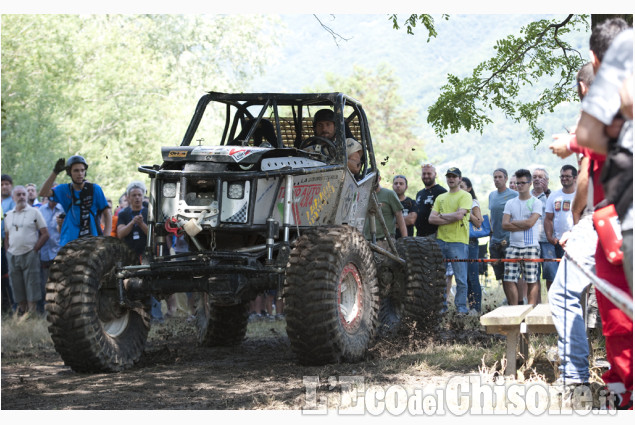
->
[480, 305, 534, 376]
[481, 303, 559, 377]
[523, 303, 556, 334]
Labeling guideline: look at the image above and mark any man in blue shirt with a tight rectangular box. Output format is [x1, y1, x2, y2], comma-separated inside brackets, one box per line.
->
[39, 156, 111, 246]
[2, 174, 16, 241]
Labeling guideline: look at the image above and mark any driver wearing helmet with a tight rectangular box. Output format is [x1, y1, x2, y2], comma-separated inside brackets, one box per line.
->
[313, 109, 337, 141]
[299, 108, 339, 158]
[39, 156, 111, 246]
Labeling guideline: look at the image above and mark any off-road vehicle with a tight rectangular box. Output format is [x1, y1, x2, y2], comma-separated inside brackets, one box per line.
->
[45, 92, 446, 372]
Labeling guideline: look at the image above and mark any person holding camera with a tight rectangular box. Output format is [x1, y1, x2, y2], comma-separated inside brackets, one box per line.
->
[39, 156, 111, 246]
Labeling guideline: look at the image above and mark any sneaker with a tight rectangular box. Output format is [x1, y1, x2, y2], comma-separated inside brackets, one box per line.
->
[592, 358, 611, 368]
[467, 309, 480, 317]
[552, 377, 588, 387]
[600, 388, 633, 410]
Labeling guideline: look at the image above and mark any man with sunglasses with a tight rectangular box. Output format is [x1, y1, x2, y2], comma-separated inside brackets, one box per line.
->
[501, 169, 543, 306]
[543, 164, 577, 291]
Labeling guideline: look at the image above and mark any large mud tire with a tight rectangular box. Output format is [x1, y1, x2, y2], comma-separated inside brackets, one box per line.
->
[285, 225, 379, 365]
[195, 293, 249, 346]
[45, 237, 150, 373]
[378, 237, 445, 337]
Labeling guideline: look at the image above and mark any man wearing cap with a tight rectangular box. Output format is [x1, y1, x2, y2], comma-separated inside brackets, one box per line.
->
[428, 167, 472, 314]
[346, 137, 363, 177]
[414, 164, 447, 237]
[40, 156, 111, 246]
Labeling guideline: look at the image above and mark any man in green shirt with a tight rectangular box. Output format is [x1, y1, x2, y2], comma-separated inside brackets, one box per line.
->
[364, 172, 407, 241]
[429, 167, 472, 314]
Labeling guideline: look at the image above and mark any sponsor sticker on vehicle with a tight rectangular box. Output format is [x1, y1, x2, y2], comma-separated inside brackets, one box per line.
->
[168, 150, 188, 158]
[189, 146, 266, 162]
[228, 148, 254, 162]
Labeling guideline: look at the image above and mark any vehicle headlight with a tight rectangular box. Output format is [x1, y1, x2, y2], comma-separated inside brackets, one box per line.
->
[227, 182, 244, 199]
[162, 182, 177, 198]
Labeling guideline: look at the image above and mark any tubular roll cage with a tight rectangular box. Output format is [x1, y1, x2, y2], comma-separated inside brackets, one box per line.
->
[115, 92, 406, 303]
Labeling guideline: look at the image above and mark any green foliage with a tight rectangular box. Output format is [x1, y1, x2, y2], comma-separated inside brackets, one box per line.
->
[395, 14, 589, 145]
[1, 14, 280, 199]
[306, 63, 429, 199]
[389, 13, 449, 40]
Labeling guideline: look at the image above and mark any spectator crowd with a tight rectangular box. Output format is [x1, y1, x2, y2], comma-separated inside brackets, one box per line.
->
[0, 17, 631, 411]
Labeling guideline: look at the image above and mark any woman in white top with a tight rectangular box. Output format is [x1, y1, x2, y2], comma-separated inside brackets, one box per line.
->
[460, 177, 484, 313]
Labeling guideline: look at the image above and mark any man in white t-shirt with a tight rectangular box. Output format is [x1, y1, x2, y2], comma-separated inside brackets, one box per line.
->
[543, 164, 577, 290]
[502, 169, 543, 305]
[3, 186, 49, 315]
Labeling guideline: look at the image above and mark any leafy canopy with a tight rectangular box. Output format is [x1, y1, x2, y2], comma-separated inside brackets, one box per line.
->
[392, 14, 589, 145]
[1, 14, 280, 199]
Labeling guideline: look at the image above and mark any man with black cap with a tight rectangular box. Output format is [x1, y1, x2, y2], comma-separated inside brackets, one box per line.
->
[428, 167, 472, 314]
[40, 156, 111, 246]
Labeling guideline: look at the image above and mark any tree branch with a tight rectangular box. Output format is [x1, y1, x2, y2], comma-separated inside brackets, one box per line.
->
[313, 15, 351, 47]
[476, 14, 575, 94]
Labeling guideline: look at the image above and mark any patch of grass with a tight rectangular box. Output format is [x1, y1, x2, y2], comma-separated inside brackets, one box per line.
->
[246, 318, 287, 338]
[409, 342, 497, 373]
[1, 313, 54, 356]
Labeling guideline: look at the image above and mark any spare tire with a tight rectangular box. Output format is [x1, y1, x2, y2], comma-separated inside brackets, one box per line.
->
[194, 292, 249, 346]
[46, 237, 150, 372]
[285, 225, 379, 365]
[378, 236, 445, 337]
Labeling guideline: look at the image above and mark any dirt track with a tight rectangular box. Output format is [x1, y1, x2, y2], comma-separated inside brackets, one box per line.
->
[1, 316, 510, 410]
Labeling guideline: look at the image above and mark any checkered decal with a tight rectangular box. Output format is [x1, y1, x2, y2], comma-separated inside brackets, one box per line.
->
[225, 202, 248, 223]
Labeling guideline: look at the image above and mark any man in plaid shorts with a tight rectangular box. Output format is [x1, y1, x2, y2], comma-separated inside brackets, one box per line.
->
[501, 169, 543, 305]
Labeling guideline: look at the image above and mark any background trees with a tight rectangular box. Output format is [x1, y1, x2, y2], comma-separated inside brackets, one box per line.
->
[1, 14, 280, 199]
[307, 64, 428, 196]
[391, 13, 632, 144]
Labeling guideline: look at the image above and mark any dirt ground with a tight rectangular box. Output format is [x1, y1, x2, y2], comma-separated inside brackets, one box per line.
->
[1, 314, 518, 411]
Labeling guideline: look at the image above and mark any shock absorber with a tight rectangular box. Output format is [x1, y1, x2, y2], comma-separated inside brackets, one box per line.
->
[266, 217, 279, 265]
[283, 174, 294, 243]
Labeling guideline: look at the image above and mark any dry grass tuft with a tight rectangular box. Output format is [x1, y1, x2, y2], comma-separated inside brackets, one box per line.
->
[1, 313, 54, 356]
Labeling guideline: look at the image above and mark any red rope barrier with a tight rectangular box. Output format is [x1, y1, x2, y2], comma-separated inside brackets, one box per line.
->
[444, 258, 561, 263]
